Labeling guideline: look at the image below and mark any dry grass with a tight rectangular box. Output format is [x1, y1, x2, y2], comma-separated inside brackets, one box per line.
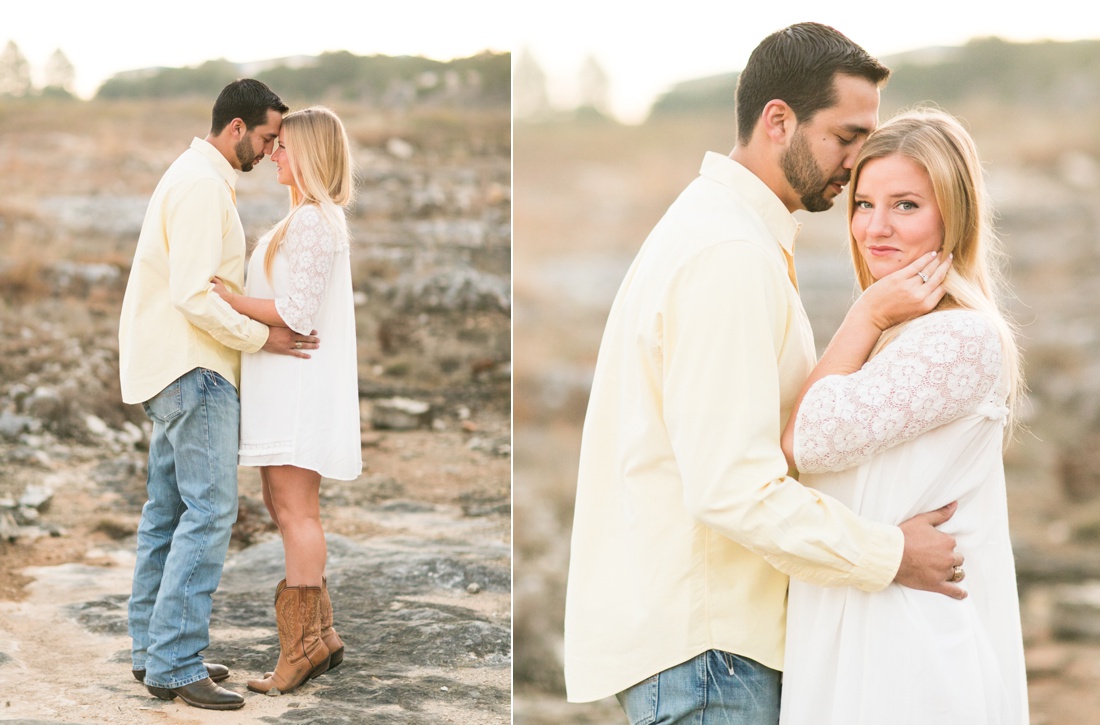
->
[0, 97, 510, 449]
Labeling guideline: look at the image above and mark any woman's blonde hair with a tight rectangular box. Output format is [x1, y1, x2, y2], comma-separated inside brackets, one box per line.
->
[264, 105, 354, 278]
[847, 107, 1024, 431]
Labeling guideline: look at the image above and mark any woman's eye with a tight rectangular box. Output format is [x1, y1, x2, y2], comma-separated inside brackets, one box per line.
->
[897, 201, 917, 211]
[855, 200, 872, 210]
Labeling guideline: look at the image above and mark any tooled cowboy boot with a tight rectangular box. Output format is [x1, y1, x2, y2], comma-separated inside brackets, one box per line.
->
[247, 585, 330, 695]
[264, 578, 344, 677]
[320, 576, 345, 671]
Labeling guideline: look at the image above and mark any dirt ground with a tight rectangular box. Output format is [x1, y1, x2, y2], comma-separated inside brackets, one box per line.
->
[0, 411, 511, 724]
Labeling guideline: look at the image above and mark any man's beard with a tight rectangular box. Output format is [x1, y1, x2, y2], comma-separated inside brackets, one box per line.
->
[781, 129, 847, 212]
[235, 135, 259, 172]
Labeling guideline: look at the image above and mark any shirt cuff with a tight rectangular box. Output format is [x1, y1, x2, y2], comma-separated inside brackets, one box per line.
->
[240, 318, 270, 353]
[850, 522, 904, 592]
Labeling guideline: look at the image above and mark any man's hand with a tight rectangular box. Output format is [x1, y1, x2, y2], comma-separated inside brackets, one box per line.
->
[263, 326, 319, 359]
[895, 501, 966, 599]
[854, 251, 952, 331]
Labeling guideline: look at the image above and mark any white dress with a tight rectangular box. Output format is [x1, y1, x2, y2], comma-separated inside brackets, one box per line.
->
[779, 309, 1028, 725]
[238, 204, 362, 481]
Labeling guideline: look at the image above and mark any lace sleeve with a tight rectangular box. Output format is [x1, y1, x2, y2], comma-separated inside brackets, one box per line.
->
[794, 310, 1004, 473]
[274, 205, 341, 335]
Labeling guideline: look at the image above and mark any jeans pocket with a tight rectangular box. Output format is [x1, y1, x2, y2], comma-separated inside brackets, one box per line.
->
[200, 368, 227, 388]
[142, 378, 183, 423]
[720, 650, 742, 676]
[616, 673, 658, 725]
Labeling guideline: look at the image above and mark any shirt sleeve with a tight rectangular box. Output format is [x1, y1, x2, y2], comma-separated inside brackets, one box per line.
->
[166, 178, 269, 352]
[662, 241, 902, 592]
[795, 311, 1004, 473]
[274, 205, 340, 335]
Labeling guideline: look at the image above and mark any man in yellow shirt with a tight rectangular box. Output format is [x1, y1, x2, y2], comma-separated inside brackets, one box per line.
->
[119, 79, 313, 711]
[564, 23, 966, 723]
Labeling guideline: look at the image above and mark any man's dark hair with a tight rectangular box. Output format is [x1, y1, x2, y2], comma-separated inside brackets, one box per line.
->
[735, 22, 890, 144]
[210, 78, 289, 134]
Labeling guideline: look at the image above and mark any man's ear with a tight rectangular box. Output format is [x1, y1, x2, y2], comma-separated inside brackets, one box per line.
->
[228, 118, 246, 139]
[760, 100, 797, 144]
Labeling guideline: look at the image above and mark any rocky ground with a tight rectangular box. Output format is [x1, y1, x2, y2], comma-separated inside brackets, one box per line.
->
[0, 97, 511, 724]
[0, 417, 510, 725]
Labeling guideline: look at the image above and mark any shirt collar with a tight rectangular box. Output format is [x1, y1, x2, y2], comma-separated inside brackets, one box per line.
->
[190, 137, 240, 192]
[699, 151, 802, 256]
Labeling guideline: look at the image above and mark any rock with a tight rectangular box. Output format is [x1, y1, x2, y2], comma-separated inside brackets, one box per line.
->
[84, 414, 110, 437]
[48, 260, 121, 290]
[7, 382, 31, 406]
[394, 265, 510, 313]
[216, 534, 507, 718]
[386, 137, 415, 160]
[23, 386, 66, 431]
[0, 510, 20, 541]
[371, 397, 432, 430]
[0, 410, 33, 440]
[1051, 582, 1100, 640]
[18, 484, 52, 512]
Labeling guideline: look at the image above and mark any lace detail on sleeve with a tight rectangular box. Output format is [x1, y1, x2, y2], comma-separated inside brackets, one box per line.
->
[274, 205, 343, 335]
[794, 310, 1004, 473]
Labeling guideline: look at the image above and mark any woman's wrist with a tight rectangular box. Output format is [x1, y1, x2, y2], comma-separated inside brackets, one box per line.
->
[848, 298, 890, 333]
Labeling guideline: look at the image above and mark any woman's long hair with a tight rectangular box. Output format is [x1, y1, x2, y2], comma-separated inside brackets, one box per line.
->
[263, 105, 353, 279]
[847, 107, 1024, 433]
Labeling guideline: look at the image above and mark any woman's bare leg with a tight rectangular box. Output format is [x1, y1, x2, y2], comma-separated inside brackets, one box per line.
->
[260, 467, 280, 529]
[264, 465, 325, 587]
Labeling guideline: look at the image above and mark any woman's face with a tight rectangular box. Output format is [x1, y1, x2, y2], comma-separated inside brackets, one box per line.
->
[851, 153, 945, 280]
[271, 136, 299, 191]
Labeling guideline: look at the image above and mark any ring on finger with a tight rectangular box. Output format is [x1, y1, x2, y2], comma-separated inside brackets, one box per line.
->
[295, 341, 302, 350]
[950, 565, 964, 583]
[917, 271, 929, 284]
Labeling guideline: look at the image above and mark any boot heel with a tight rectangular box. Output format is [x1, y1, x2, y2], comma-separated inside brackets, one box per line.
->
[308, 654, 332, 680]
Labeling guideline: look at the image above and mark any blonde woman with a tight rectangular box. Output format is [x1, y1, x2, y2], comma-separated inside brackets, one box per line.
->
[212, 106, 361, 695]
[778, 109, 1028, 724]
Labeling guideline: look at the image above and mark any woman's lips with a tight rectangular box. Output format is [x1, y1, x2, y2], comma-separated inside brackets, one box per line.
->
[867, 246, 899, 257]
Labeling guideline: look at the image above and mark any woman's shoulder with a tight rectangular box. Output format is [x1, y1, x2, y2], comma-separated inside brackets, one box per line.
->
[904, 308, 998, 340]
[893, 309, 1004, 369]
[288, 203, 345, 236]
[289, 202, 325, 226]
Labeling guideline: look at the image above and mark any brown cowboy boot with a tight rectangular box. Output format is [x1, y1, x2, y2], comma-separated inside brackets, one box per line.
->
[247, 585, 330, 695]
[319, 577, 345, 671]
[264, 578, 343, 678]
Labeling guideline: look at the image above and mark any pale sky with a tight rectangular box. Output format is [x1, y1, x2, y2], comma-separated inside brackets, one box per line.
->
[6, 0, 512, 98]
[517, 1, 1100, 123]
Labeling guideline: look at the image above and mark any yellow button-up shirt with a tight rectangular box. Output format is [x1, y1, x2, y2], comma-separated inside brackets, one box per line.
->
[563, 153, 904, 703]
[119, 138, 269, 404]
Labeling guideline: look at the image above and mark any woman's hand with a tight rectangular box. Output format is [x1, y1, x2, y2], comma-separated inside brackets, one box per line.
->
[210, 277, 230, 301]
[854, 251, 952, 331]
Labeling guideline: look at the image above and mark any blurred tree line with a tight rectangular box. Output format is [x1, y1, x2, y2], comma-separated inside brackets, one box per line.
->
[639, 37, 1100, 119]
[96, 50, 510, 107]
[0, 40, 75, 98]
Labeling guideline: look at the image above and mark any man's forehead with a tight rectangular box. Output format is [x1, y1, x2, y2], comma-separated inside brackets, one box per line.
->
[256, 109, 283, 135]
[818, 76, 880, 129]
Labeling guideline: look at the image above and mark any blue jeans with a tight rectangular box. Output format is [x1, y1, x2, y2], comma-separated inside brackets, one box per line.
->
[617, 650, 781, 725]
[128, 368, 240, 689]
